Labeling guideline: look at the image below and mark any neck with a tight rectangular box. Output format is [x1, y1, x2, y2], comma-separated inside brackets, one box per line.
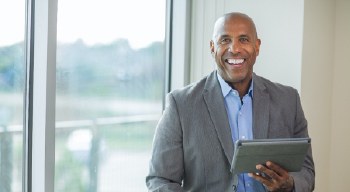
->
[229, 79, 252, 99]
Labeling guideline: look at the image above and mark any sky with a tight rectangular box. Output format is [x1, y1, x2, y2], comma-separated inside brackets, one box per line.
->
[0, 0, 25, 46]
[0, 0, 166, 49]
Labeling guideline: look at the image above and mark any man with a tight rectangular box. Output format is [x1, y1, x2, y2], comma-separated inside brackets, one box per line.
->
[146, 12, 315, 192]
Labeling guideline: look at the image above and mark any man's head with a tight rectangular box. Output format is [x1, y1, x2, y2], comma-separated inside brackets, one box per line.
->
[210, 12, 261, 89]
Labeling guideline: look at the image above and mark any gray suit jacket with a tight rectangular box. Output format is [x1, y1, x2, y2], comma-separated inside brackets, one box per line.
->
[146, 71, 315, 192]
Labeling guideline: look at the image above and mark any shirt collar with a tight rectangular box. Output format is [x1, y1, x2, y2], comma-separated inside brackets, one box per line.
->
[217, 72, 254, 98]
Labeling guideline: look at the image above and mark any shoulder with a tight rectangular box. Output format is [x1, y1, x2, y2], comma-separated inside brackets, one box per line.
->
[253, 74, 299, 98]
[170, 71, 216, 102]
[253, 74, 305, 123]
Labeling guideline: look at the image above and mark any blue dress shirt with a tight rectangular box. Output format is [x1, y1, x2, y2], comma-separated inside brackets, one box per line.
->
[217, 73, 266, 192]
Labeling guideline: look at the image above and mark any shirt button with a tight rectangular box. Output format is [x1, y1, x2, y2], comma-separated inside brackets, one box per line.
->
[232, 184, 237, 191]
[241, 136, 246, 139]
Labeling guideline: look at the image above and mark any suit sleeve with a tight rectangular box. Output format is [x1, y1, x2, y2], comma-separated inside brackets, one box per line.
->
[146, 93, 185, 192]
[290, 90, 315, 192]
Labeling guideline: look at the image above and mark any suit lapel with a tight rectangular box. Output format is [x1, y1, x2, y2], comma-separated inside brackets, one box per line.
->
[252, 74, 270, 139]
[203, 72, 234, 163]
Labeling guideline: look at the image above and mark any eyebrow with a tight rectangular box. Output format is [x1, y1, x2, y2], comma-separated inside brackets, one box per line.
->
[215, 33, 254, 42]
[238, 34, 250, 39]
[217, 34, 231, 39]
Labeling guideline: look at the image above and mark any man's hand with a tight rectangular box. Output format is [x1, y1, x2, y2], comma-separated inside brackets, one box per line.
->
[248, 161, 294, 192]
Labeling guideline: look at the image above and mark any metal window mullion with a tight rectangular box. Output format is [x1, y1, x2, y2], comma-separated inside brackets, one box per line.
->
[24, 0, 58, 192]
[164, 0, 173, 109]
[23, 0, 34, 191]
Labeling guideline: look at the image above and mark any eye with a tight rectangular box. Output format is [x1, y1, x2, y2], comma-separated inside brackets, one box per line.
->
[239, 37, 249, 43]
[220, 38, 231, 44]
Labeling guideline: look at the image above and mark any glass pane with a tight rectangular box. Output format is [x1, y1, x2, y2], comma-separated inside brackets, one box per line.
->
[55, 0, 166, 191]
[0, 0, 25, 191]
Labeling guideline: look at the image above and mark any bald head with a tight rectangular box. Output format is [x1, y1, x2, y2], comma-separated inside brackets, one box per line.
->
[212, 12, 258, 41]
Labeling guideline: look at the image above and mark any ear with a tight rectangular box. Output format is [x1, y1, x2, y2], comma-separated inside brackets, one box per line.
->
[210, 40, 215, 56]
[255, 38, 261, 56]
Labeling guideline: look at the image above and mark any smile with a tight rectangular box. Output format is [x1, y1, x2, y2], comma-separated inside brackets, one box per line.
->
[225, 58, 244, 65]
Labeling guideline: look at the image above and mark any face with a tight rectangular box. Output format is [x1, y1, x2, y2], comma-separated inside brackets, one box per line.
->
[210, 14, 261, 88]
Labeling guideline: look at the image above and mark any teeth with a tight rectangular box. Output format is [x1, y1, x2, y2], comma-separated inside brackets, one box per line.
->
[227, 59, 244, 65]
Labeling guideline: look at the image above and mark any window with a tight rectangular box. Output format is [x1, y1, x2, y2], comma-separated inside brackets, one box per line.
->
[0, 0, 168, 191]
[0, 0, 25, 191]
[55, 0, 166, 191]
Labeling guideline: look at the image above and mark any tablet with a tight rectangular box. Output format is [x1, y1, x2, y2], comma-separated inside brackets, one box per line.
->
[230, 138, 311, 174]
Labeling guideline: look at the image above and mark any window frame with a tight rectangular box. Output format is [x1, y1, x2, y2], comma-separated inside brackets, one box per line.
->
[166, 0, 192, 92]
[24, 0, 57, 191]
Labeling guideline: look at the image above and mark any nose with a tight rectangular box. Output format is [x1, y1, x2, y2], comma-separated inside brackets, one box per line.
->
[228, 41, 242, 53]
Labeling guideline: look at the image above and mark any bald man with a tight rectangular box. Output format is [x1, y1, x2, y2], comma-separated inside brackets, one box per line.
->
[146, 12, 315, 192]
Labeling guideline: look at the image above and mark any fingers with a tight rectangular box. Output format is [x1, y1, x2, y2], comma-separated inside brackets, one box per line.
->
[257, 163, 282, 182]
[265, 161, 288, 177]
[248, 171, 270, 184]
[248, 161, 294, 192]
[248, 165, 278, 190]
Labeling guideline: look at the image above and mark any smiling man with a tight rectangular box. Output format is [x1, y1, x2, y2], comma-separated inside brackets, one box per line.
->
[146, 12, 315, 192]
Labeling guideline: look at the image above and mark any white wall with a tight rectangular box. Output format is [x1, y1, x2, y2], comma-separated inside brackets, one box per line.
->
[330, 0, 350, 190]
[302, 0, 350, 191]
[301, 0, 335, 191]
[189, 0, 350, 191]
